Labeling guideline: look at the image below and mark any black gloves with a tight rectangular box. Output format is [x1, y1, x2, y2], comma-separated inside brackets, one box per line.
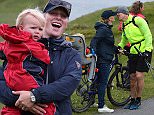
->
[115, 46, 121, 54]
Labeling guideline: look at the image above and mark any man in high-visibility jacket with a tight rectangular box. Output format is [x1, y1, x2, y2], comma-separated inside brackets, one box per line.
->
[116, 6, 153, 110]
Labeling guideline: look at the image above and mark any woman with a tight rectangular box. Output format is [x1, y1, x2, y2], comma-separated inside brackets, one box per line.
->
[130, 1, 145, 19]
[90, 10, 117, 113]
[0, 0, 82, 115]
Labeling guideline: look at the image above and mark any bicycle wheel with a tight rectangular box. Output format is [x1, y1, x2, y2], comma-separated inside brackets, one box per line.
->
[71, 71, 95, 112]
[107, 66, 131, 106]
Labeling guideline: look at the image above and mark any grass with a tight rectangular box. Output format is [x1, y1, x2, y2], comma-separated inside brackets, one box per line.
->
[72, 74, 154, 115]
[0, 1, 154, 115]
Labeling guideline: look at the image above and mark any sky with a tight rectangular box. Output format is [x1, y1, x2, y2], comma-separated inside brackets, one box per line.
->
[65, 0, 154, 21]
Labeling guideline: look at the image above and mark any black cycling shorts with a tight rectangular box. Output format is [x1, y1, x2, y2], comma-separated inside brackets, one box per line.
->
[128, 53, 152, 74]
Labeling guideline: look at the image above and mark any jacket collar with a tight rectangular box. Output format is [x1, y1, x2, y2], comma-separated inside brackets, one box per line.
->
[49, 37, 64, 45]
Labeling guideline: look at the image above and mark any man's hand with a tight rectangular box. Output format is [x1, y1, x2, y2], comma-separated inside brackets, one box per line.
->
[12, 91, 34, 108]
[115, 46, 122, 54]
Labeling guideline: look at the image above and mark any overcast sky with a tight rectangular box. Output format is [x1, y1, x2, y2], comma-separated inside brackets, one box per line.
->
[65, 0, 154, 21]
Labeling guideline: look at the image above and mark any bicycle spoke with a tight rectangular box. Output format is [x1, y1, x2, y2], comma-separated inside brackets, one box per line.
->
[71, 73, 94, 112]
[107, 67, 130, 106]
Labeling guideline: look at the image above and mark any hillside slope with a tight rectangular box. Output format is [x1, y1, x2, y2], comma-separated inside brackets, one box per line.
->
[67, 1, 154, 45]
[0, 0, 48, 25]
[0, 0, 154, 45]
[0, 1, 154, 114]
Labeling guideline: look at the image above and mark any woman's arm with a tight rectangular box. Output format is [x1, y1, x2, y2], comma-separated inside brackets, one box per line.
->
[32, 51, 82, 103]
[13, 50, 82, 104]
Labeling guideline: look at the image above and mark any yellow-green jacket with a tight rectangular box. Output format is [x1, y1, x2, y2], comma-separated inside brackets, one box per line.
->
[118, 15, 153, 54]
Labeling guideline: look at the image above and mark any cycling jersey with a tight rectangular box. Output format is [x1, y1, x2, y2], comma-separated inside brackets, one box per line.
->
[118, 15, 153, 54]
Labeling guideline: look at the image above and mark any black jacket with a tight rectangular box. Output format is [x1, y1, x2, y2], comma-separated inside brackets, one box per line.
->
[90, 21, 116, 64]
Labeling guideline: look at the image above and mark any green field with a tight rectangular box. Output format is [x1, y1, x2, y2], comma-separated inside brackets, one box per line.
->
[1, 1, 154, 115]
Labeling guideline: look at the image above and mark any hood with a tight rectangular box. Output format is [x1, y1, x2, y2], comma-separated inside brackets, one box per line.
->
[0, 24, 31, 43]
[49, 36, 64, 45]
[94, 21, 106, 30]
[39, 36, 72, 50]
[49, 37, 72, 48]
[94, 21, 113, 30]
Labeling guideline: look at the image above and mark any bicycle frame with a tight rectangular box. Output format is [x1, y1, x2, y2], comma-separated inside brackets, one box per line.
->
[109, 54, 123, 73]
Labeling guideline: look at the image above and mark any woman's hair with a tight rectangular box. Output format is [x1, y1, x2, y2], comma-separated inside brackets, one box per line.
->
[100, 18, 108, 24]
[130, 1, 144, 14]
[16, 8, 46, 27]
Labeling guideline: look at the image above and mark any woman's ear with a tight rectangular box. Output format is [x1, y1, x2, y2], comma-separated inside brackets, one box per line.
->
[18, 25, 24, 31]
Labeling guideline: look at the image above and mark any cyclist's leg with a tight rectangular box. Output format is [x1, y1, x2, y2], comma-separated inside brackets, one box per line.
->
[136, 53, 152, 98]
[128, 54, 138, 98]
[129, 72, 144, 110]
[126, 53, 152, 110]
[130, 73, 137, 98]
[124, 73, 137, 109]
[129, 54, 151, 110]
[136, 71, 144, 98]
[124, 54, 138, 109]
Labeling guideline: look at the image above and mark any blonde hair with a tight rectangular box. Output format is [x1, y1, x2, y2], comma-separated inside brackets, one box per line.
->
[16, 8, 46, 27]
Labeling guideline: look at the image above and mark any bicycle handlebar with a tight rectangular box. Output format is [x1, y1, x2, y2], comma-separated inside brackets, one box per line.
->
[117, 49, 129, 56]
[118, 46, 146, 57]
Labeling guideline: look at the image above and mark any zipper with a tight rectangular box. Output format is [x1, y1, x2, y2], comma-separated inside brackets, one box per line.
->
[46, 41, 49, 84]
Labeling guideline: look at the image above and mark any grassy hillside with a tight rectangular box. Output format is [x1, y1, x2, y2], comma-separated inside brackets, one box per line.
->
[0, 0, 48, 25]
[0, 0, 154, 45]
[67, 1, 154, 46]
[0, 1, 154, 114]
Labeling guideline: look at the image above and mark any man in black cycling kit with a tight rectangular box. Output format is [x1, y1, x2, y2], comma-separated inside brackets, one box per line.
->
[116, 6, 153, 110]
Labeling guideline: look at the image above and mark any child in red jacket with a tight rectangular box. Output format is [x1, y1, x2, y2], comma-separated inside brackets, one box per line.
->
[0, 8, 55, 115]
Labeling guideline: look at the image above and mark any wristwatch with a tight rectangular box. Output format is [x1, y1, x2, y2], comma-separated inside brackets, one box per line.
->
[30, 91, 36, 103]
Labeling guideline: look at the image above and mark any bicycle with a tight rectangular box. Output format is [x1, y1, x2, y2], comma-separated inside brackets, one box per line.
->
[71, 50, 130, 113]
[107, 50, 130, 107]
[107, 46, 154, 106]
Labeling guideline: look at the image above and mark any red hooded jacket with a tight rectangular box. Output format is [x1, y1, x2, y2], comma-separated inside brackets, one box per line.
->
[0, 24, 50, 91]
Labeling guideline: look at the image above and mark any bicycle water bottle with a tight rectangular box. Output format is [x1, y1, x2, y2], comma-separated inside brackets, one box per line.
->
[91, 48, 95, 55]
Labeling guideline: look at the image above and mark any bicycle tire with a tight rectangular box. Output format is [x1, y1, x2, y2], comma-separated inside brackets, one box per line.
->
[71, 74, 95, 112]
[107, 66, 131, 106]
